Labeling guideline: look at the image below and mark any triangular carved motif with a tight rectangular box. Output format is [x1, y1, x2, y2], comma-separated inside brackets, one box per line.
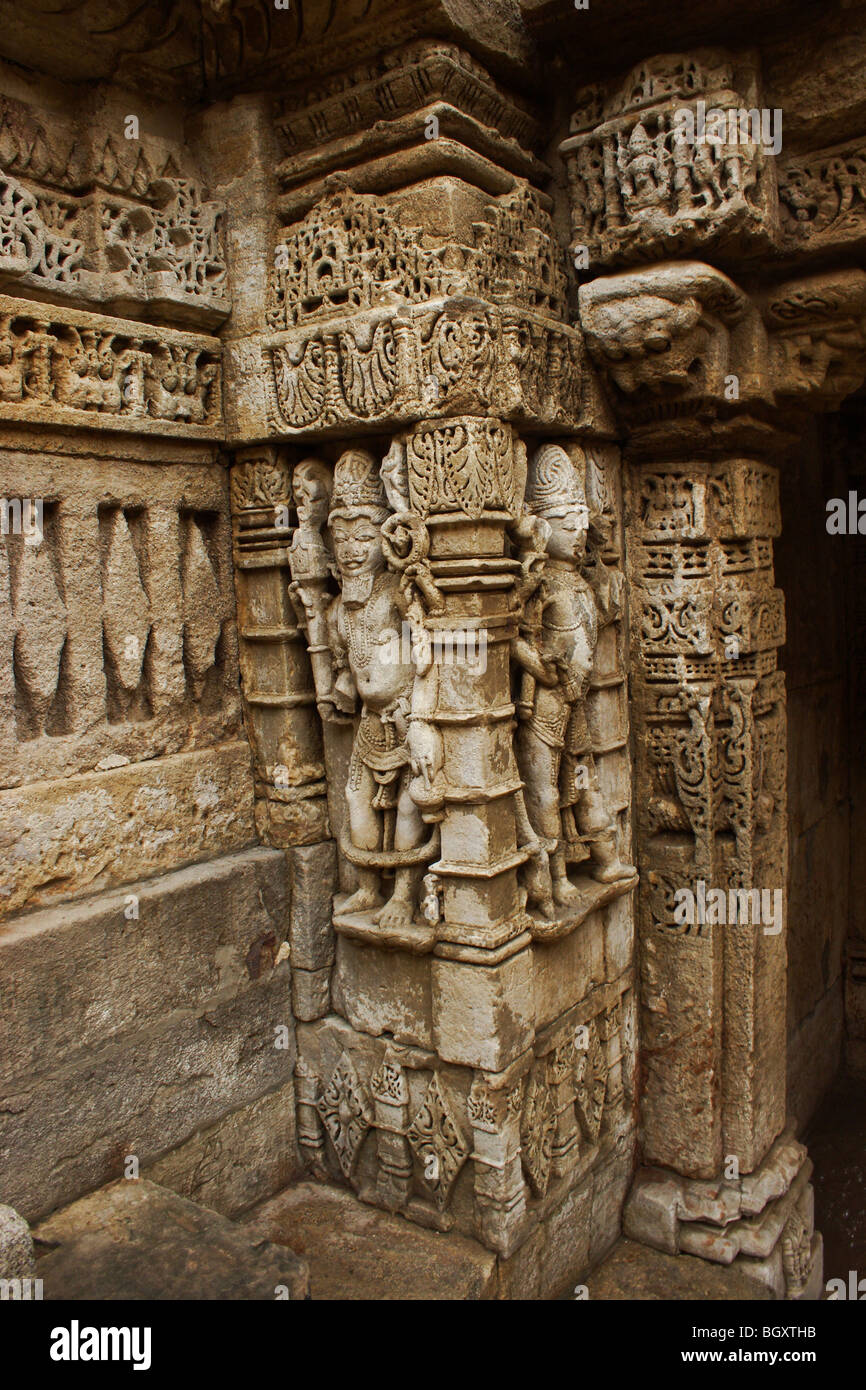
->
[102, 509, 150, 693]
[13, 530, 66, 732]
[181, 519, 221, 699]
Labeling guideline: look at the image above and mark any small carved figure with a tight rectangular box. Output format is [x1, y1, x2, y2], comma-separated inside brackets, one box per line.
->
[19, 319, 56, 400]
[0, 315, 22, 400]
[287, 457, 337, 721]
[321, 448, 438, 930]
[617, 121, 670, 215]
[116, 338, 150, 417]
[514, 444, 634, 913]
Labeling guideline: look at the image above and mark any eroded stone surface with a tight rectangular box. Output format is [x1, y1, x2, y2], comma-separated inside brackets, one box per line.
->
[242, 1180, 497, 1300]
[1, 0, 864, 1305]
[0, 1203, 34, 1279]
[35, 1181, 309, 1301]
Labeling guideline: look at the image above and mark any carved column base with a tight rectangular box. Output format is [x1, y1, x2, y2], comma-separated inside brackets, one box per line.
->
[624, 1133, 824, 1300]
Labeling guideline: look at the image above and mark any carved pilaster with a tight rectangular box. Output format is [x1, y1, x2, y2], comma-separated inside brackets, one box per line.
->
[468, 1068, 527, 1257]
[229, 445, 330, 848]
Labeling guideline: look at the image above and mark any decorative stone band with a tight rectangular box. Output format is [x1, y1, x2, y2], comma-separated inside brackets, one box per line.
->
[0, 294, 222, 438]
[561, 50, 776, 269]
[294, 980, 632, 1254]
[0, 165, 229, 328]
[759, 268, 866, 409]
[257, 300, 598, 438]
[274, 41, 542, 180]
[777, 138, 866, 257]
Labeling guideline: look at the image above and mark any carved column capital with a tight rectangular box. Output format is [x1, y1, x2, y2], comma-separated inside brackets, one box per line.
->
[761, 269, 866, 411]
[578, 262, 776, 447]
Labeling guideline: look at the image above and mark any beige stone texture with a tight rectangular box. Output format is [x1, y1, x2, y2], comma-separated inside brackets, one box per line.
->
[0, 0, 864, 1304]
[0, 848, 294, 1222]
[244, 1181, 498, 1300]
[0, 743, 256, 918]
[143, 1082, 301, 1219]
[35, 1180, 309, 1301]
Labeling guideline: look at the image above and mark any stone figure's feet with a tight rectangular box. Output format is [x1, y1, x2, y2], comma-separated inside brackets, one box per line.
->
[341, 886, 384, 916]
[552, 874, 583, 909]
[592, 859, 637, 884]
[374, 895, 414, 929]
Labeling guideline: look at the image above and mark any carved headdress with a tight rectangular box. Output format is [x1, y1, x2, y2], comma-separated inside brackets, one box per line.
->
[525, 444, 587, 520]
[329, 448, 389, 525]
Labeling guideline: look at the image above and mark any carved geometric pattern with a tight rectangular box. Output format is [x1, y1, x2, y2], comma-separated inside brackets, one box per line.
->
[370, 1055, 408, 1106]
[406, 1073, 469, 1211]
[316, 1052, 374, 1180]
[574, 1021, 608, 1145]
[520, 1065, 556, 1198]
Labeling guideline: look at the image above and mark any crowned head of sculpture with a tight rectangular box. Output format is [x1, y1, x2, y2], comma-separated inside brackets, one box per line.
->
[329, 448, 390, 599]
[525, 444, 589, 566]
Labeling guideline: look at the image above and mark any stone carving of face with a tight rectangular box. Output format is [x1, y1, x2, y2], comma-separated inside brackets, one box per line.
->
[295, 472, 328, 529]
[332, 515, 384, 581]
[545, 506, 589, 564]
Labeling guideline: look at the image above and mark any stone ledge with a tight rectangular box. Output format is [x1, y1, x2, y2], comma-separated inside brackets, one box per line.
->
[34, 1180, 309, 1300]
[241, 1179, 497, 1300]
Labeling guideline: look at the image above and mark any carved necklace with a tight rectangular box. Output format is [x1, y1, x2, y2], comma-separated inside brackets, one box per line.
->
[346, 605, 370, 670]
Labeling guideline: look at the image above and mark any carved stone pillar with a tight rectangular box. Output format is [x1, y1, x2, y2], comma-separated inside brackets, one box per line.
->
[229, 445, 329, 850]
[213, 37, 638, 1296]
[555, 36, 866, 1298]
[578, 253, 866, 1299]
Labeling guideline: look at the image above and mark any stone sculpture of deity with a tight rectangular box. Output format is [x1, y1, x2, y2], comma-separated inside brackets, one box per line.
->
[617, 120, 670, 215]
[301, 447, 439, 931]
[513, 443, 635, 914]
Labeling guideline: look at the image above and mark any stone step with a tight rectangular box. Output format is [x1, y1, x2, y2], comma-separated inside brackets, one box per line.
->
[586, 1238, 775, 1301]
[33, 1179, 309, 1300]
[241, 1180, 498, 1300]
